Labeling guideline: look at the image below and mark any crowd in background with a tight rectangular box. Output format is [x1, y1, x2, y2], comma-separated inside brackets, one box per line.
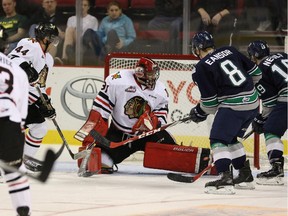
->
[0, 0, 286, 66]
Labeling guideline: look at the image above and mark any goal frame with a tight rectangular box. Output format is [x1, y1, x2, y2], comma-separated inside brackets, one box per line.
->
[104, 52, 260, 169]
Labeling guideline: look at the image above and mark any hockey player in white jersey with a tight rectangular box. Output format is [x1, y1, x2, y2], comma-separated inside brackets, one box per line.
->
[7, 22, 59, 172]
[0, 30, 37, 215]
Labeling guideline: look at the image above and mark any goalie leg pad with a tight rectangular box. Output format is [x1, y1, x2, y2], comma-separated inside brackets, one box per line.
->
[74, 110, 108, 142]
[144, 142, 217, 174]
[78, 146, 102, 173]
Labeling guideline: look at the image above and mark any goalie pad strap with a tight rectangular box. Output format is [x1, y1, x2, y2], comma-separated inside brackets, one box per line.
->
[143, 142, 217, 175]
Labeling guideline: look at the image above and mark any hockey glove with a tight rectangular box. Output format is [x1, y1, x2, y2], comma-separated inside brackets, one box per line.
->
[252, 114, 266, 134]
[190, 104, 208, 123]
[35, 94, 56, 120]
[132, 111, 160, 134]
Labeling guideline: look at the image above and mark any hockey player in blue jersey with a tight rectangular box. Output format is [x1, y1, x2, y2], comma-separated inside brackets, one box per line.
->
[248, 40, 287, 185]
[189, 31, 262, 194]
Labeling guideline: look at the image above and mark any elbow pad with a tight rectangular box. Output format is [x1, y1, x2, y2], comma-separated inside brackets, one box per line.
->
[19, 62, 39, 84]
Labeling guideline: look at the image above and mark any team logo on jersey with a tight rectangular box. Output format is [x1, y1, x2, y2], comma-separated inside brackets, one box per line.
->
[111, 72, 121, 80]
[125, 86, 136, 92]
[124, 96, 151, 119]
[242, 97, 250, 102]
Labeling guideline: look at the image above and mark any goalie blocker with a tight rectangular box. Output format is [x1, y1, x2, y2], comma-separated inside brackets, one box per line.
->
[144, 142, 217, 175]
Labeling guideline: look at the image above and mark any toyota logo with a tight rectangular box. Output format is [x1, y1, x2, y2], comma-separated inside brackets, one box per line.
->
[61, 76, 104, 120]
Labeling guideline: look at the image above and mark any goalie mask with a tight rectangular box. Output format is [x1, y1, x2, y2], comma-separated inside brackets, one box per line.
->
[247, 40, 270, 60]
[135, 57, 160, 90]
[191, 31, 215, 57]
[35, 22, 59, 48]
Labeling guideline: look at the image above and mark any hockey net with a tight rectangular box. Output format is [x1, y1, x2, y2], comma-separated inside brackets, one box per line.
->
[104, 52, 287, 169]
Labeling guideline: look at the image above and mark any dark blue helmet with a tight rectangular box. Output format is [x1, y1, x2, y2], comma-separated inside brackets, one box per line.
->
[191, 31, 215, 56]
[247, 40, 270, 59]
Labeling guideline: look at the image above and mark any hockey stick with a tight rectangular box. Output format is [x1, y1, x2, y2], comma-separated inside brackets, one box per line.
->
[0, 149, 56, 183]
[241, 129, 254, 141]
[77, 142, 100, 177]
[167, 163, 215, 183]
[89, 116, 192, 149]
[166, 129, 254, 183]
[35, 86, 88, 160]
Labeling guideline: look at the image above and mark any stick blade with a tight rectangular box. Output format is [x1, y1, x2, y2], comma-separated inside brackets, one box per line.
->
[37, 149, 56, 183]
[167, 173, 194, 183]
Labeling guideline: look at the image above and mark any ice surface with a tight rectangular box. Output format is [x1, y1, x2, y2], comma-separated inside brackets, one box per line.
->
[0, 144, 287, 216]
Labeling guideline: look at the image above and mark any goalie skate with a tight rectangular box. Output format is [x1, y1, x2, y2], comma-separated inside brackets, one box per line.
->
[204, 170, 235, 195]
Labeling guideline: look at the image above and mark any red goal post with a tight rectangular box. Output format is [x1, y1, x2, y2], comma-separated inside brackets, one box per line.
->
[104, 52, 262, 169]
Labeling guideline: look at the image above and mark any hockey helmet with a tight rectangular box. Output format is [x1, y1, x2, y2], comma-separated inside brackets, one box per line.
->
[35, 22, 59, 46]
[247, 40, 270, 59]
[135, 57, 160, 90]
[191, 31, 215, 57]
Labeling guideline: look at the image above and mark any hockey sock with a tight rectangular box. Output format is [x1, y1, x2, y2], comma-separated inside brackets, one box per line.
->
[5, 164, 31, 215]
[24, 131, 42, 157]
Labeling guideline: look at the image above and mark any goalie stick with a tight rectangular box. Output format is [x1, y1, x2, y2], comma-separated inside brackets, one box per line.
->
[167, 163, 215, 183]
[166, 129, 254, 183]
[0, 149, 56, 183]
[35, 86, 88, 161]
[77, 142, 101, 177]
[88, 115, 192, 149]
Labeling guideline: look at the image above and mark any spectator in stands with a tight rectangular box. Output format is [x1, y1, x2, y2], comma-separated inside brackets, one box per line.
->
[60, 0, 98, 65]
[82, 1, 136, 65]
[147, 0, 183, 54]
[254, 0, 287, 32]
[28, 0, 67, 60]
[0, 0, 29, 54]
[194, 0, 236, 47]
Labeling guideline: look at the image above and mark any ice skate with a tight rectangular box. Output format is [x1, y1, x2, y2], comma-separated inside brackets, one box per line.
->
[23, 156, 42, 172]
[204, 170, 235, 195]
[233, 160, 255, 190]
[256, 158, 284, 185]
[17, 206, 30, 216]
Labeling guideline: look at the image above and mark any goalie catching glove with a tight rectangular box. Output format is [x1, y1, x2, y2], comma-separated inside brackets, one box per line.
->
[132, 111, 160, 134]
[190, 104, 208, 123]
[34, 94, 56, 119]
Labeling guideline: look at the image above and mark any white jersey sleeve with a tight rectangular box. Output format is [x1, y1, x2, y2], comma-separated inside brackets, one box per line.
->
[93, 70, 169, 133]
[7, 38, 54, 103]
[0, 52, 29, 125]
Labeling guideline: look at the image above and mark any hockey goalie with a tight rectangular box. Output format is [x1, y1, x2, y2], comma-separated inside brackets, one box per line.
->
[74, 57, 215, 175]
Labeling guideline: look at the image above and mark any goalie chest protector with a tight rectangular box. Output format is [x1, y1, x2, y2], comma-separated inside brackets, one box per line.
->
[144, 142, 217, 175]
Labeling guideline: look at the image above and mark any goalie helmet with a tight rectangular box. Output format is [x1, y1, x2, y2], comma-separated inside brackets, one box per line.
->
[135, 57, 160, 90]
[247, 40, 270, 59]
[35, 22, 59, 46]
[191, 31, 215, 57]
